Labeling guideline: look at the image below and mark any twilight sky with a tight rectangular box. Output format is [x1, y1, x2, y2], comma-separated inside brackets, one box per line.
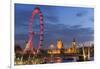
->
[15, 3, 94, 48]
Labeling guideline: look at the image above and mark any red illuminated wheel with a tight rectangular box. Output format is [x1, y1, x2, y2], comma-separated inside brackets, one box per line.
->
[28, 7, 44, 53]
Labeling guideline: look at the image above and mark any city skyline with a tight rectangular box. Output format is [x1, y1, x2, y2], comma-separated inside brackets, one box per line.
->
[15, 4, 94, 48]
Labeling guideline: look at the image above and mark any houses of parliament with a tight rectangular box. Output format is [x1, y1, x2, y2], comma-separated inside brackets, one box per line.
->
[48, 38, 77, 55]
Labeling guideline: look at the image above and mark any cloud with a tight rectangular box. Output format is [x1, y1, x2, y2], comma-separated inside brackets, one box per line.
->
[76, 10, 88, 17]
[76, 12, 84, 17]
[15, 4, 94, 48]
[15, 23, 94, 48]
[44, 15, 59, 23]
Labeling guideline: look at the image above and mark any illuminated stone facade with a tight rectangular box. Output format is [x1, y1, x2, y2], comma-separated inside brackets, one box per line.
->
[57, 39, 63, 49]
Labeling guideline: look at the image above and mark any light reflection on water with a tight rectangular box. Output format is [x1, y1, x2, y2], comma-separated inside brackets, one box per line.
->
[15, 56, 94, 65]
[47, 56, 94, 63]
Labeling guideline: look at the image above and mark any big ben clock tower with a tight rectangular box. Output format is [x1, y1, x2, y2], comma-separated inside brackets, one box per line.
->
[71, 38, 77, 53]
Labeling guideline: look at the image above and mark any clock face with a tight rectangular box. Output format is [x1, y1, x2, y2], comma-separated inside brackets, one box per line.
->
[72, 42, 76, 45]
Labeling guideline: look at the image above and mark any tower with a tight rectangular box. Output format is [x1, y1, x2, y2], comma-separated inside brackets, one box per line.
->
[71, 38, 77, 53]
[57, 39, 63, 49]
[48, 42, 55, 54]
[50, 42, 55, 49]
